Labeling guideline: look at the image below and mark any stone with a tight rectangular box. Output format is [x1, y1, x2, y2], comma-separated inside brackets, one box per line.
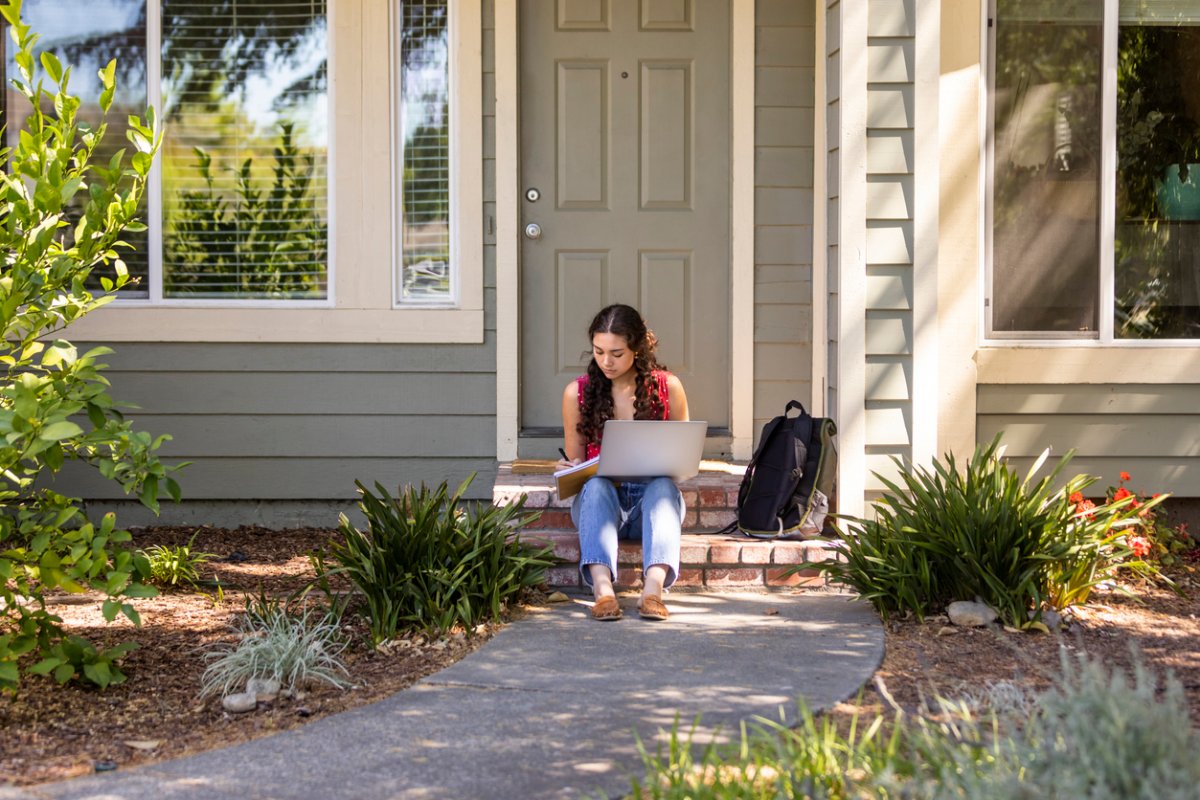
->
[936, 626, 958, 636]
[123, 740, 162, 751]
[247, 677, 281, 699]
[222, 691, 258, 714]
[1041, 609, 1063, 631]
[546, 591, 570, 603]
[947, 600, 997, 627]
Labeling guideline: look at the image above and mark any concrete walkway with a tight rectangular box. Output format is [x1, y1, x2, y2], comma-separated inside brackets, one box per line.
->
[11, 592, 884, 800]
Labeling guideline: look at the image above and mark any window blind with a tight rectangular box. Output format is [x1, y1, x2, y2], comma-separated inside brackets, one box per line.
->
[398, 0, 451, 303]
[160, 0, 328, 299]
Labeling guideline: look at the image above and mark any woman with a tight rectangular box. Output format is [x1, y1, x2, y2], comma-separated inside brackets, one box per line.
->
[558, 304, 690, 621]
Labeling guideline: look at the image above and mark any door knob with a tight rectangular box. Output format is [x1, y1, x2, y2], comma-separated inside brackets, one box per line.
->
[524, 222, 543, 240]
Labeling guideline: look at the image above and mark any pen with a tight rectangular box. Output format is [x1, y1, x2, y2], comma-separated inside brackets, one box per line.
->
[558, 448, 569, 460]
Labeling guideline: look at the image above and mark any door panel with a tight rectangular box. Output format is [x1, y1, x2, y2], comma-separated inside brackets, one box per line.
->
[520, 0, 730, 441]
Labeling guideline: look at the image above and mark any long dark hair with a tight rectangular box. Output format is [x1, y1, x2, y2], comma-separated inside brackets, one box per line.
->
[576, 304, 667, 447]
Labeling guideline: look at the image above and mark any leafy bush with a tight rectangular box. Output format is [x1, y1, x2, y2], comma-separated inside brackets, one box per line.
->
[140, 531, 215, 587]
[0, 2, 182, 691]
[200, 602, 349, 699]
[816, 437, 1162, 628]
[311, 475, 553, 643]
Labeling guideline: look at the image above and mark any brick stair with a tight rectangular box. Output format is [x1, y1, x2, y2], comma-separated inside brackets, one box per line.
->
[492, 462, 842, 591]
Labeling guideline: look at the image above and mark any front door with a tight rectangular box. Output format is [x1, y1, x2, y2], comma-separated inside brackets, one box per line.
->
[518, 0, 731, 450]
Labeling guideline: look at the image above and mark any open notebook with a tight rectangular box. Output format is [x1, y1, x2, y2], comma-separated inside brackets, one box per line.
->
[555, 420, 707, 500]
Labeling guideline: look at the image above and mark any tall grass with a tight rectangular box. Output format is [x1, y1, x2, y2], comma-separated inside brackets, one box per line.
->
[633, 650, 1200, 799]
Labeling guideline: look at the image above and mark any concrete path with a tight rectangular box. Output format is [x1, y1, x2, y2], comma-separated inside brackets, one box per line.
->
[10, 592, 884, 800]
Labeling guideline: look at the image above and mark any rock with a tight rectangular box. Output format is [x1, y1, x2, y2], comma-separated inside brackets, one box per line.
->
[123, 740, 161, 751]
[546, 591, 570, 603]
[296, 706, 312, 717]
[947, 600, 997, 627]
[222, 691, 258, 714]
[936, 626, 958, 636]
[1041, 609, 1063, 631]
[246, 677, 281, 699]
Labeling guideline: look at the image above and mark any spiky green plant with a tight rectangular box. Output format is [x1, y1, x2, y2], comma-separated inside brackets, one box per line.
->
[311, 474, 553, 643]
[814, 436, 1163, 628]
[140, 531, 215, 587]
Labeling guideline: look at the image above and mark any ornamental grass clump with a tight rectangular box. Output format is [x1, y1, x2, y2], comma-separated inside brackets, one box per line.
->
[311, 474, 553, 643]
[816, 436, 1164, 628]
[199, 602, 349, 699]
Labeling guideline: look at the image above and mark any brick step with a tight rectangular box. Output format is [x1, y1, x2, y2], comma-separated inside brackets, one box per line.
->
[518, 530, 842, 591]
[494, 461, 843, 591]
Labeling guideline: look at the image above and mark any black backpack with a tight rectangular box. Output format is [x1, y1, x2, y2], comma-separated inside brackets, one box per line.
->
[732, 400, 837, 539]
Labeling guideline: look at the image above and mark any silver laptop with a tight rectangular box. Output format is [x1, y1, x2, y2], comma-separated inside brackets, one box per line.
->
[596, 420, 708, 481]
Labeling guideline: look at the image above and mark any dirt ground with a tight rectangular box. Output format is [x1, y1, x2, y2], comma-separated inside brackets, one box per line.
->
[2, 526, 1198, 788]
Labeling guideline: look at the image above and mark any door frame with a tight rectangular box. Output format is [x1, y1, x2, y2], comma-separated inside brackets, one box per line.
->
[495, 0, 756, 461]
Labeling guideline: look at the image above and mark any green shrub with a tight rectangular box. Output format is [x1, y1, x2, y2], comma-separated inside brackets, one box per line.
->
[815, 436, 1161, 628]
[0, 2, 182, 691]
[311, 474, 553, 643]
[140, 531, 215, 587]
[200, 603, 349, 699]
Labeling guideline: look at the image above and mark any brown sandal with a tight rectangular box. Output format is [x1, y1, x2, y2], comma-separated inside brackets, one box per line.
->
[637, 595, 669, 621]
[590, 595, 622, 621]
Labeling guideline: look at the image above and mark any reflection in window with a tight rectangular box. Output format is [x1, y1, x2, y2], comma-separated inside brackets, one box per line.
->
[161, 0, 328, 299]
[3, 0, 150, 297]
[991, 1, 1102, 335]
[397, 0, 452, 304]
[1116, 4, 1200, 338]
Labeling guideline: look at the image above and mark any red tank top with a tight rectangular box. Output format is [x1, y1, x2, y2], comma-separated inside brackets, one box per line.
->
[576, 370, 671, 460]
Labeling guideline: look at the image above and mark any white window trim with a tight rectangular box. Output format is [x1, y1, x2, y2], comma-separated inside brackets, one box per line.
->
[981, 0, 1200, 348]
[68, 0, 484, 343]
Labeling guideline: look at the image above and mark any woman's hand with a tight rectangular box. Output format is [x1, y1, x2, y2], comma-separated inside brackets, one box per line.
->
[557, 457, 581, 470]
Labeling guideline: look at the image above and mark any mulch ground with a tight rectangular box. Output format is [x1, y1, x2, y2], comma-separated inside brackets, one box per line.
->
[2, 526, 1198, 788]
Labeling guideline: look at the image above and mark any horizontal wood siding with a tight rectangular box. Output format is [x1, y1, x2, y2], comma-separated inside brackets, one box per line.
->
[60, 9, 500, 506]
[863, 0, 915, 501]
[755, 0, 816, 436]
[978, 384, 1200, 496]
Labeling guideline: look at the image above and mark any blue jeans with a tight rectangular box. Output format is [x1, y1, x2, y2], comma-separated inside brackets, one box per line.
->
[571, 476, 685, 589]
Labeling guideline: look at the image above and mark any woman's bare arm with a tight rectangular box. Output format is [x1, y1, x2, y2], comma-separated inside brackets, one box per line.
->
[561, 380, 587, 464]
[666, 374, 689, 421]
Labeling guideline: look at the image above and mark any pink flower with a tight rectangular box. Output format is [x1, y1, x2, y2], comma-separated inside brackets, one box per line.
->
[1128, 535, 1152, 558]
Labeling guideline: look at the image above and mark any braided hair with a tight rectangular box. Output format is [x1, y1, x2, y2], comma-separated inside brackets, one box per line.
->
[576, 304, 667, 448]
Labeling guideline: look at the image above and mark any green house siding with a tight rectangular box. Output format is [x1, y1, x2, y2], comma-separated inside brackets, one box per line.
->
[754, 0, 817, 437]
[978, 384, 1200, 497]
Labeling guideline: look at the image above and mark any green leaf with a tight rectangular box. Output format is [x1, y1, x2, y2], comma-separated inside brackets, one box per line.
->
[40, 51, 63, 84]
[53, 662, 76, 683]
[83, 660, 111, 688]
[102, 598, 121, 622]
[120, 604, 141, 627]
[1, 660, 21, 686]
[39, 421, 84, 441]
[122, 582, 158, 599]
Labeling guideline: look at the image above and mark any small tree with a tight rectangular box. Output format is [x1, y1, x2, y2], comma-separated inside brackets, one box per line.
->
[0, 0, 180, 690]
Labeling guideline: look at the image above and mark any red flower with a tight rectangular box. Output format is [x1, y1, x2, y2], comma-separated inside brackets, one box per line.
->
[1128, 535, 1151, 558]
[1069, 492, 1084, 504]
[1120, 471, 1131, 482]
[1113, 487, 1133, 502]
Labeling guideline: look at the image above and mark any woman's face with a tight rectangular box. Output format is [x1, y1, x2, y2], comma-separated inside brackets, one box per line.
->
[591, 332, 636, 381]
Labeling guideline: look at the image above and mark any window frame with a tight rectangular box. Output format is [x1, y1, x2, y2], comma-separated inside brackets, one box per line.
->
[983, 0, 1200, 347]
[64, 0, 484, 343]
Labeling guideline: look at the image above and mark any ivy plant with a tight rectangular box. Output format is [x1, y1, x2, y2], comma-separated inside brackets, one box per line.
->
[0, 0, 180, 691]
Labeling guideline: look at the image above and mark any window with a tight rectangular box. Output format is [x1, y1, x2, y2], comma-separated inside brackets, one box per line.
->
[4, 0, 329, 302]
[988, 0, 1200, 340]
[395, 0, 454, 305]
